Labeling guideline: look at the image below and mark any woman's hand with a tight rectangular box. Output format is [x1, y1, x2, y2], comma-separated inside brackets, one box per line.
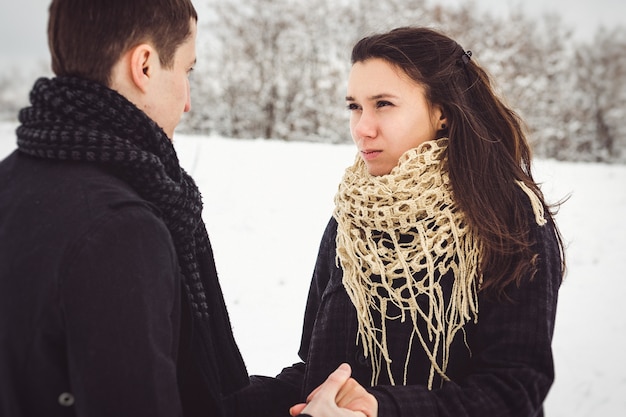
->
[289, 363, 378, 417]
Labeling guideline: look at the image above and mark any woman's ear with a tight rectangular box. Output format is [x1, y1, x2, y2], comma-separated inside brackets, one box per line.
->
[129, 44, 156, 93]
[432, 104, 447, 131]
[439, 112, 448, 130]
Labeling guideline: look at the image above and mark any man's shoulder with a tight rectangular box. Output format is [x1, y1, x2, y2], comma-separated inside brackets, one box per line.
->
[1, 151, 163, 227]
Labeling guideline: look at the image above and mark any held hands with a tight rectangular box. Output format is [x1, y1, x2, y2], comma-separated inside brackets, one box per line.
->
[289, 363, 378, 417]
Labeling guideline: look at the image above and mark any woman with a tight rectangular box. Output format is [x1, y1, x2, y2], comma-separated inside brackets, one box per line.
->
[232, 26, 565, 417]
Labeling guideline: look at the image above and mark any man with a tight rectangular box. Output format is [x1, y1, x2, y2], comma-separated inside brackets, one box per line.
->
[0, 1, 248, 416]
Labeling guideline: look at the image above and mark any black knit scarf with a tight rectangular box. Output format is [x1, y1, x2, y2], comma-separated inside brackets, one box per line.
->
[16, 76, 248, 400]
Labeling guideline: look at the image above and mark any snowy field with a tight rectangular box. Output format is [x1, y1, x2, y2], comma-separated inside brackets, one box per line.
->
[2, 122, 625, 416]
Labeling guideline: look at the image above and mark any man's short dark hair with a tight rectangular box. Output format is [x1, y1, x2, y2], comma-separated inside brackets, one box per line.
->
[48, 0, 198, 86]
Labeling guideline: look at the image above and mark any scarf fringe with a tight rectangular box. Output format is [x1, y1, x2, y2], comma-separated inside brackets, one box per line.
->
[516, 180, 547, 226]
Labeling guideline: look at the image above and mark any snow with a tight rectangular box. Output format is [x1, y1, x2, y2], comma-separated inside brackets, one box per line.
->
[2, 122, 625, 416]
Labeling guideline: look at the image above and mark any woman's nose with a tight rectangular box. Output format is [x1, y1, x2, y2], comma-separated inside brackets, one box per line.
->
[352, 109, 376, 140]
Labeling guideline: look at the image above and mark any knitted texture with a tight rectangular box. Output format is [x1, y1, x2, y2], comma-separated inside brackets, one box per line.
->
[16, 76, 248, 396]
[334, 138, 481, 389]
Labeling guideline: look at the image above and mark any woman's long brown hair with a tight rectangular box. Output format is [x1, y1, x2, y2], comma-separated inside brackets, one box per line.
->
[351, 27, 565, 298]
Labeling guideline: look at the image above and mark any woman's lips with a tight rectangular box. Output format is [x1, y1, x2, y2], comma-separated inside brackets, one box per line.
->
[361, 149, 382, 161]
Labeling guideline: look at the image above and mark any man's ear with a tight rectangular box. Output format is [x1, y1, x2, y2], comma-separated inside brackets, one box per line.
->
[129, 44, 157, 93]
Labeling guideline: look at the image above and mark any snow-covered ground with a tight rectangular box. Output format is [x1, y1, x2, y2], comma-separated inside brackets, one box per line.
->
[2, 122, 625, 416]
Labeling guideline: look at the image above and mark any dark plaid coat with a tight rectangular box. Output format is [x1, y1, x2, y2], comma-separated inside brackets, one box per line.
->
[230, 213, 562, 417]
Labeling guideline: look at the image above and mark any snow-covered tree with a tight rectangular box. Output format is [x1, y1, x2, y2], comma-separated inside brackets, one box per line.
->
[567, 27, 626, 162]
[185, 0, 354, 141]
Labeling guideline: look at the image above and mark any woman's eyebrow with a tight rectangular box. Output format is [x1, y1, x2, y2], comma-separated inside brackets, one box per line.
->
[345, 93, 398, 101]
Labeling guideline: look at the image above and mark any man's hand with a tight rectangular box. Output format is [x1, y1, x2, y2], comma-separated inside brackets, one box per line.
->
[289, 363, 378, 417]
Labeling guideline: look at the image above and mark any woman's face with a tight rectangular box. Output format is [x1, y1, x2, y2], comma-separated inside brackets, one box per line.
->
[346, 58, 444, 176]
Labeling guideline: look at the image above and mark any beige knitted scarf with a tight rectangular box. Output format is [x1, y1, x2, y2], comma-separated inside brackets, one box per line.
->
[334, 138, 547, 389]
[334, 138, 480, 389]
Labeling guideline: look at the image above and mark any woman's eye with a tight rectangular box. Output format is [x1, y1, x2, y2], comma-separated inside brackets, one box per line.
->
[376, 100, 392, 108]
[346, 103, 361, 111]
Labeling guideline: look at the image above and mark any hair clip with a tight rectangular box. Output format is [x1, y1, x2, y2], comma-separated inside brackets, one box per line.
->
[461, 50, 472, 65]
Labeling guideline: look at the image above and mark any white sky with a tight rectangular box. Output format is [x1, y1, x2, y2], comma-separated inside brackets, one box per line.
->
[0, 0, 625, 67]
[1, 0, 49, 63]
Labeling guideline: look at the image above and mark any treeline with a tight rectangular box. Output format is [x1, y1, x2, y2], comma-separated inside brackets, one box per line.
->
[184, 0, 626, 163]
[1, 0, 625, 163]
